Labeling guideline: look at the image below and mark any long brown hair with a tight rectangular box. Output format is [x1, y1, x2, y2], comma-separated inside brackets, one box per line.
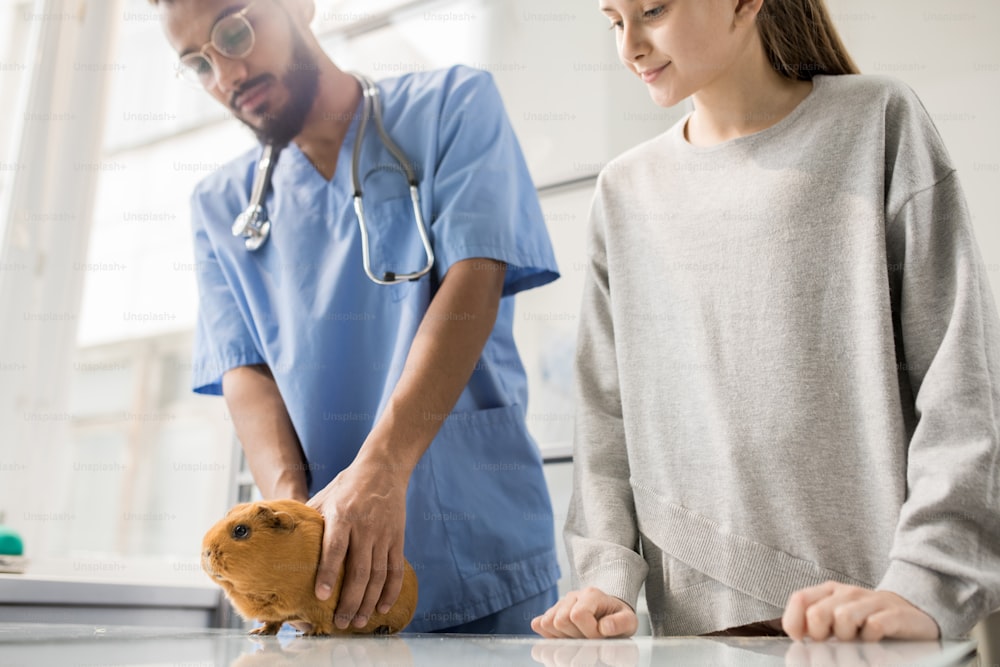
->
[756, 0, 860, 80]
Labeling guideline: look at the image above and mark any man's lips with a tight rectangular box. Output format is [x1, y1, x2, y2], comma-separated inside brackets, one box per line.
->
[639, 63, 669, 83]
[233, 77, 273, 114]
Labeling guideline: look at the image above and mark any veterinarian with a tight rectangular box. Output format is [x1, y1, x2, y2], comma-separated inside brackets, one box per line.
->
[150, 0, 560, 633]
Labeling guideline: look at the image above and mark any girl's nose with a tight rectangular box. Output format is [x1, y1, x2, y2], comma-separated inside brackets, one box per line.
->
[620, 23, 650, 65]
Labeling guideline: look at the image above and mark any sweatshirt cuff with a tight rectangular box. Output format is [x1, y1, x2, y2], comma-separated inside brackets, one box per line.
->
[878, 559, 979, 638]
[576, 558, 647, 611]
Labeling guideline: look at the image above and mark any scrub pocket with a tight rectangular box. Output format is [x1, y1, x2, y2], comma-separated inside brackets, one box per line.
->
[427, 404, 554, 580]
[365, 195, 433, 302]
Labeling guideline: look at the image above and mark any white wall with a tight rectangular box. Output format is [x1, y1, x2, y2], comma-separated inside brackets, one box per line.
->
[828, 0, 1000, 291]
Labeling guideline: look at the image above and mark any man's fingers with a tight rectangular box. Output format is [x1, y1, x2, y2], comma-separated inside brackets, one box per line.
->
[334, 538, 372, 629]
[353, 548, 389, 628]
[377, 546, 405, 615]
[315, 516, 349, 601]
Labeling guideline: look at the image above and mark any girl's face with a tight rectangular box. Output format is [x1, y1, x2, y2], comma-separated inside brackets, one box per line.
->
[599, 0, 757, 107]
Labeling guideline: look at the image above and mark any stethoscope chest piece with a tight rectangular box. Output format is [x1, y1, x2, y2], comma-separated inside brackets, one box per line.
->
[233, 142, 280, 251]
[232, 204, 271, 251]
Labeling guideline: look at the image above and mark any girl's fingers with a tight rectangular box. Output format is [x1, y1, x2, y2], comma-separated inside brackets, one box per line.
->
[783, 581, 840, 640]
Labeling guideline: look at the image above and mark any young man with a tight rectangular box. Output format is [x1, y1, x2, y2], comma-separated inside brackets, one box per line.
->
[151, 0, 560, 633]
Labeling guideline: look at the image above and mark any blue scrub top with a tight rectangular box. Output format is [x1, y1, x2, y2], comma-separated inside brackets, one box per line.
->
[189, 66, 560, 631]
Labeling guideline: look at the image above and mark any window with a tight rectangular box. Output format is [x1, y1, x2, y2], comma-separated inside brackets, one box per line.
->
[0, 0, 679, 586]
[25, 0, 255, 581]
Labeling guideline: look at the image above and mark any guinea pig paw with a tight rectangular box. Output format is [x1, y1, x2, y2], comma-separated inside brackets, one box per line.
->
[373, 625, 391, 636]
[248, 621, 283, 636]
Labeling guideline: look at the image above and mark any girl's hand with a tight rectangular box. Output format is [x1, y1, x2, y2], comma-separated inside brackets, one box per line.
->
[531, 587, 638, 638]
[782, 581, 940, 641]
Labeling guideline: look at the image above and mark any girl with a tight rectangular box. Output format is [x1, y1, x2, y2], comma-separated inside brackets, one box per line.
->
[532, 0, 1000, 641]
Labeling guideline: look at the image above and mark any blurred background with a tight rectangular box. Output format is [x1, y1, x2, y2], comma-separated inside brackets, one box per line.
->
[0, 0, 996, 649]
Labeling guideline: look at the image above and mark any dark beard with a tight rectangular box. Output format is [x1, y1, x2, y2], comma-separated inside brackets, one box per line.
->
[237, 27, 319, 147]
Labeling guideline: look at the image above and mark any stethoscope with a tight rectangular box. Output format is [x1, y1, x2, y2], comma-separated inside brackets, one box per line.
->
[231, 72, 435, 285]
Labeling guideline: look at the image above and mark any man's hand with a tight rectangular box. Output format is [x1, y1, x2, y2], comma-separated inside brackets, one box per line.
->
[307, 452, 408, 630]
[531, 587, 638, 638]
[782, 581, 940, 641]
[304, 257, 506, 632]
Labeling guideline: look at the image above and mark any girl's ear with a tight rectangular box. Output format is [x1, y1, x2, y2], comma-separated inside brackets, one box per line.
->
[735, 0, 765, 21]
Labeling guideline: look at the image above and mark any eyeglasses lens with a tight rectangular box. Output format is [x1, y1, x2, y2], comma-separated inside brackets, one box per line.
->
[176, 12, 255, 87]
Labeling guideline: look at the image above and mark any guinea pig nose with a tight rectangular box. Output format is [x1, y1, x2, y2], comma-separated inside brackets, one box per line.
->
[203, 548, 212, 557]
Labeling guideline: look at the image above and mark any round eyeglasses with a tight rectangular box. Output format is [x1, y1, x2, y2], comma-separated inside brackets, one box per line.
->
[176, 1, 257, 89]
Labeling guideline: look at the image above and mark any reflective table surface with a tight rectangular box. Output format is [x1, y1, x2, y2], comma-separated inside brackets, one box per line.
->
[0, 623, 979, 667]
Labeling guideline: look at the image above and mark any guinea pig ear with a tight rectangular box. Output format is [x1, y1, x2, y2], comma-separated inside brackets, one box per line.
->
[255, 505, 296, 533]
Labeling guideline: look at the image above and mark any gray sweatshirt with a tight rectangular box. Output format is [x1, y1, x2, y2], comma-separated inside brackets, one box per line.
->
[567, 74, 1000, 637]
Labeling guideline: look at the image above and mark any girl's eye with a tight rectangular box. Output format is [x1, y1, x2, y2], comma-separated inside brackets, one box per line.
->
[609, 5, 665, 30]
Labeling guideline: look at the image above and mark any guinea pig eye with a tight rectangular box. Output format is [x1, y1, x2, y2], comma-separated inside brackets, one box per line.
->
[232, 524, 250, 540]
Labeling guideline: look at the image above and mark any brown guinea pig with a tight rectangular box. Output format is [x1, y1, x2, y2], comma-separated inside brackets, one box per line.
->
[201, 499, 418, 636]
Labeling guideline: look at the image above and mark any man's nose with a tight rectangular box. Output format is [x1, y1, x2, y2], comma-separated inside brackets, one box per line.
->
[209, 52, 247, 95]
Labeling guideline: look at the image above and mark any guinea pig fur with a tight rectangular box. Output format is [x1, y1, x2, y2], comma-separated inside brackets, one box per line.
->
[201, 499, 418, 636]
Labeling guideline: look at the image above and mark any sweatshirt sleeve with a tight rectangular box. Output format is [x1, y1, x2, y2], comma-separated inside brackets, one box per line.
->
[564, 176, 649, 609]
[878, 168, 1000, 637]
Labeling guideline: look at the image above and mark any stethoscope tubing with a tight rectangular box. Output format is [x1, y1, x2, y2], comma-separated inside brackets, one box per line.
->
[350, 72, 434, 285]
[232, 72, 435, 285]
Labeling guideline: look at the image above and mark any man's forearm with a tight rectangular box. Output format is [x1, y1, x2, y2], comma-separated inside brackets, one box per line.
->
[298, 258, 506, 615]
[360, 258, 506, 472]
[222, 364, 309, 501]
